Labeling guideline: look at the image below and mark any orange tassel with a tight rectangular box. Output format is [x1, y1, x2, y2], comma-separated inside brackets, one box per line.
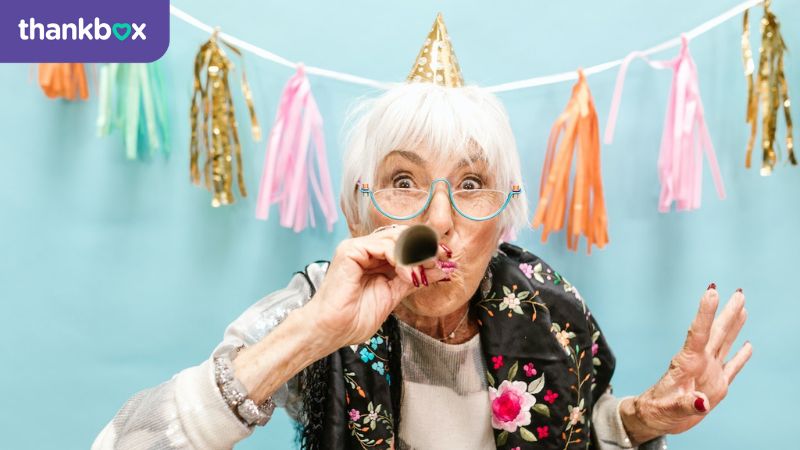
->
[37, 63, 89, 100]
[532, 70, 608, 254]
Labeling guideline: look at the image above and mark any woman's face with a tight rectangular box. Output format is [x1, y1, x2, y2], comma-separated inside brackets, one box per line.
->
[357, 145, 503, 318]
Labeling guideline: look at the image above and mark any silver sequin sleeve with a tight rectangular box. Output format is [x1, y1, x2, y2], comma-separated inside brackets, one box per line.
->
[90, 262, 329, 450]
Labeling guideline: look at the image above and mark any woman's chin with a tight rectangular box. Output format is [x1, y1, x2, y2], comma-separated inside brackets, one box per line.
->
[403, 289, 464, 318]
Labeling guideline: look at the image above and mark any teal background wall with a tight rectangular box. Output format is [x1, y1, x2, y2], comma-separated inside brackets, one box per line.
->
[1, 1, 797, 448]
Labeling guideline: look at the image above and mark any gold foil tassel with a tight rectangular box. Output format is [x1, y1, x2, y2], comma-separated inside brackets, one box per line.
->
[742, 1, 795, 175]
[190, 28, 261, 207]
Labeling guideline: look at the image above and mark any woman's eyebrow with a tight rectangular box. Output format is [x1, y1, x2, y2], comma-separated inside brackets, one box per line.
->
[386, 149, 486, 171]
[386, 149, 425, 165]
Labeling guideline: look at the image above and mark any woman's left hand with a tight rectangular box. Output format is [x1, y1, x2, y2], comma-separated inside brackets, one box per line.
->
[619, 285, 753, 444]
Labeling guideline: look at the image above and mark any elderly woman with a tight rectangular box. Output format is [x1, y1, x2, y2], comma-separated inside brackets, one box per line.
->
[92, 15, 752, 450]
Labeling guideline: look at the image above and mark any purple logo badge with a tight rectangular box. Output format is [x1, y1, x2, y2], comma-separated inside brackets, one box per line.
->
[1, 0, 169, 62]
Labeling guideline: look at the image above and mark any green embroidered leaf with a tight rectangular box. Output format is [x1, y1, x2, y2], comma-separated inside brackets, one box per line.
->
[502, 285, 512, 295]
[487, 370, 495, 388]
[517, 290, 530, 299]
[496, 431, 508, 446]
[507, 360, 519, 380]
[593, 357, 601, 366]
[499, 302, 508, 311]
[533, 403, 551, 417]
[592, 331, 600, 341]
[520, 426, 538, 442]
[527, 373, 545, 394]
[512, 305, 524, 314]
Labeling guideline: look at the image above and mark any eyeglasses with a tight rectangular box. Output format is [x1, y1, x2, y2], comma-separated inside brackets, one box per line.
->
[359, 178, 522, 221]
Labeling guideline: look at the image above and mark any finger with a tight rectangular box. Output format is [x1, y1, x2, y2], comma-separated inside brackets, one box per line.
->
[723, 341, 753, 385]
[683, 286, 719, 355]
[649, 389, 710, 421]
[708, 290, 745, 358]
[717, 306, 747, 361]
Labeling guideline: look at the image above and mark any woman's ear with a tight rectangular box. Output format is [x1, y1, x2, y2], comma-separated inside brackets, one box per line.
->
[342, 196, 364, 237]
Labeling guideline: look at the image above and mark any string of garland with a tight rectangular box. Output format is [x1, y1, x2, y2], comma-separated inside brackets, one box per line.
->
[31, 2, 795, 253]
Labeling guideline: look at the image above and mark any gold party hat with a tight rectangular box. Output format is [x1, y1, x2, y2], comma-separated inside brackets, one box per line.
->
[406, 12, 464, 87]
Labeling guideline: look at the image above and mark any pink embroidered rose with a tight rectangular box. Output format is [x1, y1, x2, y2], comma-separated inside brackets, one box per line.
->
[592, 342, 599, 356]
[537, 425, 549, 439]
[523, 362, 537, 377]
[492, 355, 504, 369]
[544, 389, 559, 404]
[488, 380, 536, 433]
[348, 409, 360, 421]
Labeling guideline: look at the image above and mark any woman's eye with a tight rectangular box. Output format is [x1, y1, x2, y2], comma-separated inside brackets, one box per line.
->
[393, 176, 415, 189]
[460, 178, 483, 190]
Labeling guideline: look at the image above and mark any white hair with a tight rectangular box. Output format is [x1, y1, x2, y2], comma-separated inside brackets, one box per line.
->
[339, 82, 530, 240]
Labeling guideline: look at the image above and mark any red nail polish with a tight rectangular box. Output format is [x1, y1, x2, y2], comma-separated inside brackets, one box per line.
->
[694, 397, 707, 412]
[419, 265, 428, 286]
[736, 288, 743, 293]
[707, 282, 716, 290]
[440, 243, 452, 258]
[411, 271, 419, 287]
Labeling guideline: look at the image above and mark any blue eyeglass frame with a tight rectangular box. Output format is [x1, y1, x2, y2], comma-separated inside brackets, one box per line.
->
[358, 178, 522, 221]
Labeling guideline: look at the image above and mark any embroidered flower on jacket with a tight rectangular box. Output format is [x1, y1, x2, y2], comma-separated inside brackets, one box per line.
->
[371, 361, 385, 375]
[566, 399, 586, 430]
[543, 389, 559, 404]
[348, 408, 361, 421]
[592, 342, 599, 356]
[370, 336, 384, 350]
[492, 355, 504, 369]
[536, 425, 549, 439]
[555, 330, 571, 350]
[488, 380, 537, 433]
[523, 362, 537, 377]
[500, 292, 522, 312]
[359, 348, 375, 363]
[518, 262, 533, 279]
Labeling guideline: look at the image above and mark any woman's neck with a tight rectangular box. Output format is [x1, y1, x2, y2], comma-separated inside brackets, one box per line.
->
[393, 302, 479, 345]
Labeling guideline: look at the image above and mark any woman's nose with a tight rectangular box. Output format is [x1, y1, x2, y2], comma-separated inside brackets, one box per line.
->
[424, 184, 454, 234]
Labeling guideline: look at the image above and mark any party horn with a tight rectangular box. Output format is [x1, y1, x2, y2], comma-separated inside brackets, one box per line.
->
[394, 224, 439, 266]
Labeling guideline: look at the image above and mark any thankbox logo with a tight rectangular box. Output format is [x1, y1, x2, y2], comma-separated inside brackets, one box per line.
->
[1, 0, 169, 62]
[18, 18, 147, 42]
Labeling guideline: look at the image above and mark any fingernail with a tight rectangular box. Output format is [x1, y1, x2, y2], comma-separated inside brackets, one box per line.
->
[694, 397, 707, 412]
[707, 282, 716, 290]
[736, 287, 743, 293]
[440, 243, 452, 259]
[419, 265, 428, 286]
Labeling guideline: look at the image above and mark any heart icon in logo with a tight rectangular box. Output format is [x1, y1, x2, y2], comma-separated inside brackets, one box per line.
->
[112, 23, 131, 41]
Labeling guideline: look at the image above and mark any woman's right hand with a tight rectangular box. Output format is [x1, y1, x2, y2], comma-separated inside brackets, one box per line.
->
[304, 224, 452, 350]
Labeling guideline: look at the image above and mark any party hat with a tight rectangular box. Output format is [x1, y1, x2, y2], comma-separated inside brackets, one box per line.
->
[406, 12, 464, 87]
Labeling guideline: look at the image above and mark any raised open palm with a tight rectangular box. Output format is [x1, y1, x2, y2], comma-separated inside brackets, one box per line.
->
[628, 285, 753, 438]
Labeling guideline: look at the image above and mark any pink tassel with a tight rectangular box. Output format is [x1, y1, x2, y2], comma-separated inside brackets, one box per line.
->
[255, 64, 338, 232]
[604, 35, 725, 212]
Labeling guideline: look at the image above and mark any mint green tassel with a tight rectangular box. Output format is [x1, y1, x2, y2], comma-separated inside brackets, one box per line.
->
[96, 62, 170, 160]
